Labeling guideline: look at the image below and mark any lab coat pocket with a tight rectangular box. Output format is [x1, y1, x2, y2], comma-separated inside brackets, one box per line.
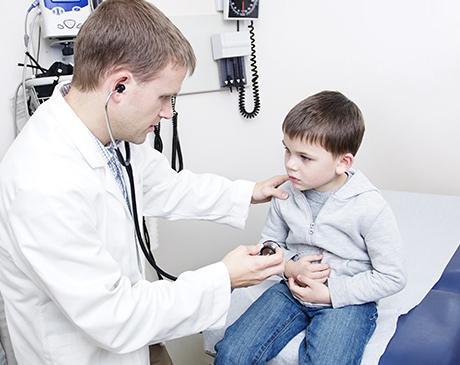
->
[41, 302, 93, 364]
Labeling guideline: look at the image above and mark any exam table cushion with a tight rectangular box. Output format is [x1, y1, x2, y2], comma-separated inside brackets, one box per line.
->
[379, 246, 460, 365]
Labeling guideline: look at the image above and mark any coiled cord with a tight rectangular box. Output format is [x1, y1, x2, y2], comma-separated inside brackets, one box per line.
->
[171, 96, 183, 172]
[238, 21, 260, 119]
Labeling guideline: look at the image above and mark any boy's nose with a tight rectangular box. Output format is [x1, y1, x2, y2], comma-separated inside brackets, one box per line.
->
[286, 157, 298, 170]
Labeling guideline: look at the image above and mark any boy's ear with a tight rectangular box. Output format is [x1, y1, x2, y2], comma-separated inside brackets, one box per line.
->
[336, 153, 354, 174]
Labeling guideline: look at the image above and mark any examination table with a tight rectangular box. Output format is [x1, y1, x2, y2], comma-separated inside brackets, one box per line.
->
[379, 244, 460, 365]
[203, 190, 460, 364]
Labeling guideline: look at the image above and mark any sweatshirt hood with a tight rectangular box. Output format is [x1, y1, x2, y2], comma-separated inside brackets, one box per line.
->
[334, 169, 379, 199]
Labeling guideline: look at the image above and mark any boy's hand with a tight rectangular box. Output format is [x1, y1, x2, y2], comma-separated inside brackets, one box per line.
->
[222, 244, 285, 288]
[251, 175, 289, 204]
[284, 254, 330, 283]
[288, 275, 331, 304]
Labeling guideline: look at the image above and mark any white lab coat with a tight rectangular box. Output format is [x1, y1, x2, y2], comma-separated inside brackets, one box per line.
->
[0, 87, 254, 365]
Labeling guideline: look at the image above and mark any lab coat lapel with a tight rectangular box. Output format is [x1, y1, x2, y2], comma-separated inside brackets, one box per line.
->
[103, 165, 134, 220]
[102, 144, 133, 220]
[49, 84, 106, 170]
[49, 85, 133, 219]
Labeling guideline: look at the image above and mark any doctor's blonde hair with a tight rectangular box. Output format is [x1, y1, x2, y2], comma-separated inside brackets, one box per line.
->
[72, 0, 196, 91]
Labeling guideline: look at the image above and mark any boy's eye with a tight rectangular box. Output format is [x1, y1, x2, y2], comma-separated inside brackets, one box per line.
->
[301, 155, 311, 161]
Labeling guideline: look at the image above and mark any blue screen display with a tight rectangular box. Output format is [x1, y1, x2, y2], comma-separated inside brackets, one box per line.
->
[44, 0, 88, 11]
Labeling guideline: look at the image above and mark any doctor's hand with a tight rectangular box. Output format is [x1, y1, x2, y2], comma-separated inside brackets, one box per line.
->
[222, 244, 284, 288]
[288, 275, 331, 305]
[284, 255, 330, 283]
[251, 175, 289, 204]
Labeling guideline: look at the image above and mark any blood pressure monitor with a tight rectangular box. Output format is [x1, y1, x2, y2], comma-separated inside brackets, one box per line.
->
[39, 0, 92, 40]
[224, 0, 260, 20]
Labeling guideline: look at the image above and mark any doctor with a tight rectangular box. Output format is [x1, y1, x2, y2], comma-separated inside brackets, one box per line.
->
[0, 0, 287, 364]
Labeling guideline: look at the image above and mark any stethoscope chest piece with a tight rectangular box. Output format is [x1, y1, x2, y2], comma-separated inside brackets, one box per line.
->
[259, 240, 280, 256]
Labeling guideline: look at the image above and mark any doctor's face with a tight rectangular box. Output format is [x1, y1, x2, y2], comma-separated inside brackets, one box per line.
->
[283, 135, 346, 192]
[116, 63, 187, 144]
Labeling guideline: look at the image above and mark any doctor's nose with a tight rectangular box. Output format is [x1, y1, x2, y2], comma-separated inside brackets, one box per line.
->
[159, 98, 174, 120]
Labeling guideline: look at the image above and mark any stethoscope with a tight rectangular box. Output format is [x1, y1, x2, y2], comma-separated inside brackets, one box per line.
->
[104, 83, 177, 281]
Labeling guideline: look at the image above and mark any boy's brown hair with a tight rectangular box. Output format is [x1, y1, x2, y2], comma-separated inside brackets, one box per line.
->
[282, 91, 365, 157]
[72, 0, 196, 91]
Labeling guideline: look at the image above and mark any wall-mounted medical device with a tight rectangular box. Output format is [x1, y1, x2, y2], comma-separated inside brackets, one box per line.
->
[211, 31, 250, 89]
[223, 0, 260, 20]
[213, 0, 261, 119]
[14, 0, 94, 134]
[39, 0, 91, 42]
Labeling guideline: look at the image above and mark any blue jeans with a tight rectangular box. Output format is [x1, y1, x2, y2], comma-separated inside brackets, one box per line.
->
[215, 282, 377, 365]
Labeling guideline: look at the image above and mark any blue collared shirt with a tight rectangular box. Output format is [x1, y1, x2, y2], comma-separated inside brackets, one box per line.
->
[93, 138, 131, 213]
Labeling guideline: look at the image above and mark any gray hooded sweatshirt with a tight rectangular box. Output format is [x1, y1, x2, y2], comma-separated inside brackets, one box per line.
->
[260, 170, 407, 308]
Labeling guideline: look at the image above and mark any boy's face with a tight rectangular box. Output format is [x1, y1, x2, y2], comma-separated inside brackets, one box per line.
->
[283, 135, 350, 192]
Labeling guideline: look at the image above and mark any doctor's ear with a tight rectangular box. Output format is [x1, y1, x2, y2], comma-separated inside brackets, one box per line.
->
[115, 84, 126, 93]
[104, 71, 132, 101]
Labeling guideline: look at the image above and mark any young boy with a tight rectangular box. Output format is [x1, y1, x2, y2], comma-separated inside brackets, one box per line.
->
[214, 91, 407, 365]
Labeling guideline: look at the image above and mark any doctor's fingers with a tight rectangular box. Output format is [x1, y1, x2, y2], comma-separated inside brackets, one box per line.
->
[240, 260, 284, 287]
[253, 248, 284, 268]
[264, 174, 290, 200]
[246, 243, 264, 256]
[222, 247, 284, 288]
[224, 243, 265, 260]
[232, 244, 284, 267]
[254, 251, 285, 273]
[244, 249, 284, 275]
[251, 175, 289, 204]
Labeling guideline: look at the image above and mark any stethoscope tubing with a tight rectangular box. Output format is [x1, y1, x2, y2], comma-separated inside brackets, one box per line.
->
[104, 93, 177, 280]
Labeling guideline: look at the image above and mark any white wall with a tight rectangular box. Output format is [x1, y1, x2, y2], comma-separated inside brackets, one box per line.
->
[2, 1, 460, 364]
